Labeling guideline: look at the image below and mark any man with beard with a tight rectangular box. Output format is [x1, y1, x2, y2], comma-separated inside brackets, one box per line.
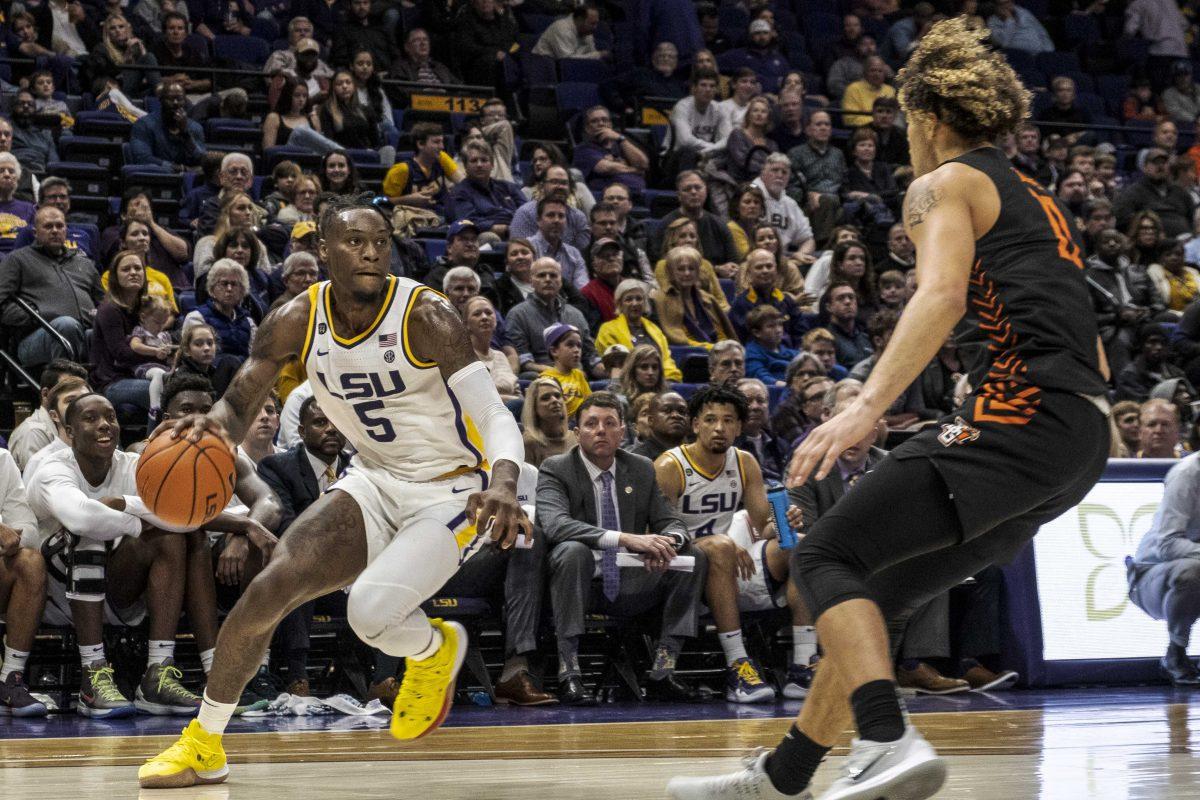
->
[882, 223, 915, 271]
[630, 391, 689, 461]
[9, 90, 56, 174]
[130, 79, 206, 172]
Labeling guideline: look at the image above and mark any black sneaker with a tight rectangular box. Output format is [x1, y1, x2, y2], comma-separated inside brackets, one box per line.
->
[245, 666, 284, 705]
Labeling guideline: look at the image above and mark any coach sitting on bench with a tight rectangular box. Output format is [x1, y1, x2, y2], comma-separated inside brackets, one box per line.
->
[538, 391, 708, 706]
[1129, 451, 1200, 686]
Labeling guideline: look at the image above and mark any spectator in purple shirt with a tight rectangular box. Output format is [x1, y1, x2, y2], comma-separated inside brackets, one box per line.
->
[0, 153, 35, 241]
[572, 105, 650, 194]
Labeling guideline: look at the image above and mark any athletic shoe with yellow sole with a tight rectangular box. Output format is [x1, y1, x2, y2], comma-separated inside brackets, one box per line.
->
[138, 719, 229, 789]
[390, 618, 467, 741]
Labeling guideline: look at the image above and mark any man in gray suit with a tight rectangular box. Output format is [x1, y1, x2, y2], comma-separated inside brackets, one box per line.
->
[537, 392, 708, 706]
[789, 393, 970, 695]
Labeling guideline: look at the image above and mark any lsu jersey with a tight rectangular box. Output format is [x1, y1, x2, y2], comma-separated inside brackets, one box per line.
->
[301, 276, 484, 483]
[663, 445, 748, 538]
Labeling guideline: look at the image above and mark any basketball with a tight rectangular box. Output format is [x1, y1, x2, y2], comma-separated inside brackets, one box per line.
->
[135, 431, 237, 529]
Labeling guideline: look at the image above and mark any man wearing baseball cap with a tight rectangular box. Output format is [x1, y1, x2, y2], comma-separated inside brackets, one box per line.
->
[1115, 146, 1195, 237]
[719, 18, 789, 92]
[422, 220, 499, 305]
[580, 238, 625, 324]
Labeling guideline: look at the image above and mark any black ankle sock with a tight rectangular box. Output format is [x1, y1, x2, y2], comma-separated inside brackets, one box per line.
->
[851, 679, 905, 743]
[766, 724, 829, 796]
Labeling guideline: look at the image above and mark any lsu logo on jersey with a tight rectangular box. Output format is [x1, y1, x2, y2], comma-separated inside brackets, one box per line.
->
[314, 369, 408, 443]
[682, 492, 739, 515]
[938, 416, 981, 447]
[314, 369, 407, 401]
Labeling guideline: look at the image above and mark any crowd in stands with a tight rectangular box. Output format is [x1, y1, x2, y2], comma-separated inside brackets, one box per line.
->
[3, 0, 1200, 714]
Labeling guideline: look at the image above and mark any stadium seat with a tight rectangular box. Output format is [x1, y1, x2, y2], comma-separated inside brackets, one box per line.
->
[1036, 51, 1081, 78]
[1063, 14, 1101, 47]
[1123, 118, 1156, 148]
[1115, 38, 1150, 69]
[45, 162, 109, 197]
[205, 117, 260, 150]
[263, 146, 324, 172]
[344, 148, 382, 165]
[1096, 74, 1131, 116]
[517, 12, 556, 34]
[560, 58, 613, 84]
[520, 53, 558, 87]
[213, 34, 271, 66]
[120, 168, 184, 202]
[58, 135, 123, 171]
[803, 11, 839, 39]
[72, 110, 132, 141]
[555, 82, 601, 116]
[1076, 91, 1107, 119]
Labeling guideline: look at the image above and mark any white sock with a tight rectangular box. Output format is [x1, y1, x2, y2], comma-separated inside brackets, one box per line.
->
[411, 627, 444, 662]
[197, 690, 236, 736]
[793, 626, 818, 666]
[1, 640, 30, 680]
[79, 642, 105, 667]
[719, 630, 748, 667]
[260, 651, 270, 669]
[147, 640, 175, 667]
[200, 648, 216, 675]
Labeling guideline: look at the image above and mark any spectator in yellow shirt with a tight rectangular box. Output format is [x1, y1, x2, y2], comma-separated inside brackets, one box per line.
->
[841, 56, 896, 127]
[542, 322, 592, 417]
[381, 121, 463, 214]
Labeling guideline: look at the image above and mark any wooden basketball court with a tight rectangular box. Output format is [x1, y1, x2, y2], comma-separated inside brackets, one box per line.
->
[3, 687, 1199, 799]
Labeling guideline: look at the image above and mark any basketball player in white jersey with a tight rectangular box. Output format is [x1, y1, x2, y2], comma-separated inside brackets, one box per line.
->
[654, 385, 807, 704]
[140, 197, 529, 789]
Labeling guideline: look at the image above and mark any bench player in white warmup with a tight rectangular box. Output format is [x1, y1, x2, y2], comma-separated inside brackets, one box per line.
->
[139, 197, 529, 789]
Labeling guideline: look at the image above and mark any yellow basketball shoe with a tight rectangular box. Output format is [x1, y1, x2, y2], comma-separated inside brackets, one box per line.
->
[138, 719, 229, 789]
[390, 619, 468, 741]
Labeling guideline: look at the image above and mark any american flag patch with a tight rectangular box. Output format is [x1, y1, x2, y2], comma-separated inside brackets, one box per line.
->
[378, 332, 398, 347]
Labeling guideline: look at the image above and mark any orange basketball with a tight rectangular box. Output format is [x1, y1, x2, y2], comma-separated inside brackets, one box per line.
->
[136, 431, 237, 528]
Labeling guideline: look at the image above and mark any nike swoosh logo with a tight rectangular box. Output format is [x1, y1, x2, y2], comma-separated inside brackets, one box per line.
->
[847, 749, 892, 782]
[452, 486, 472, 493]
[316, 350, 330, 357]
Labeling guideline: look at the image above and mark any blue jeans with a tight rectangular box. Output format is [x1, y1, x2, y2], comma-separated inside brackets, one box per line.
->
[17, 316, 86, 369]
[104, 378, 151, 418]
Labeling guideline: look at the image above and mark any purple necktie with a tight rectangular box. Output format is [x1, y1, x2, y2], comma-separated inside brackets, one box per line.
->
[599, 471, 620, 602]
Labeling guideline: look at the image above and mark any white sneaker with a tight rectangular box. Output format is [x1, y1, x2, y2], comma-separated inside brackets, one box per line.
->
[667, 750, 812, 799]
[816, 726, 946, 800]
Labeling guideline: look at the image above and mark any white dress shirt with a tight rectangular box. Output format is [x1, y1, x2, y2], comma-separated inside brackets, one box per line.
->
[306, 449, 338, 493]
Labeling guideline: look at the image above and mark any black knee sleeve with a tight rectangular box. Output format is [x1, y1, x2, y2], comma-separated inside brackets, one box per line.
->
[791, 513, 876, 620]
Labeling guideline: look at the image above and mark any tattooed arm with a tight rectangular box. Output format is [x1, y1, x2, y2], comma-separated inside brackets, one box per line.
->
[787, 165, 980, 485]
[171, 295, 309, 447]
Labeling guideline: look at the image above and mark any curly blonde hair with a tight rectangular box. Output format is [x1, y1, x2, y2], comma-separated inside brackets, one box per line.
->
[897, 17, 1031, 142]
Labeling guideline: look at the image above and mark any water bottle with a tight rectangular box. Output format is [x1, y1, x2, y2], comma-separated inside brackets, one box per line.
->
[767, 484, 797, 549]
